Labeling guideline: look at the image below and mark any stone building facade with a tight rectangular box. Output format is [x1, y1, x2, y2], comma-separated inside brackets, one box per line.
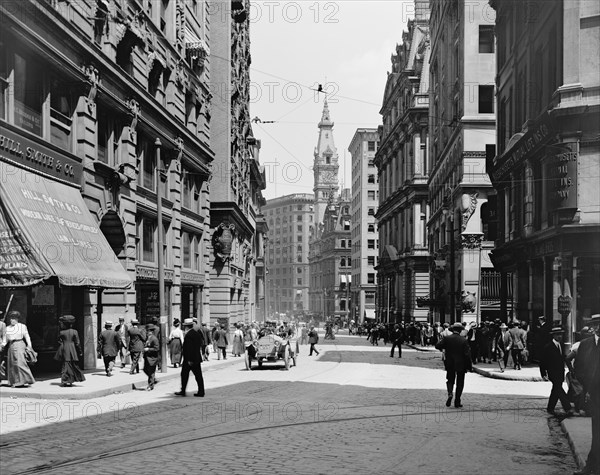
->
[427, 0, 497, 324]
[263, 194, 314, 316]
[374, 7, 431, 324]
[349, 129, 379, 324]
[208, 0, 267, 327]
[488, 0, 600, 346]
[0, 0, 214, 369]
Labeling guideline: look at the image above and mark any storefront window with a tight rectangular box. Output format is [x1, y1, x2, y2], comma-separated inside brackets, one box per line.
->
[576, 257, 600, 331]
[14, 52, 43, 136]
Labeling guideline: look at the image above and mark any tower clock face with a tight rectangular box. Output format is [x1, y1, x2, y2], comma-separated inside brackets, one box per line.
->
[322, 171, 335, 182]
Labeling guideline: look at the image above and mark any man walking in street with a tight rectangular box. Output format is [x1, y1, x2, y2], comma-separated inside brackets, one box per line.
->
[215, 324, 228, 360]
[97, 321, 121, 377]
[508, 321, 527, 370]
[308, 326, 320, 356]
[573, 314, 600, 475]
[435, 322, 471, 408]
[390, 324, 403, 358]
[541, 326, 574, 416]
[127, 319, 145, 374]
[141, 324, 160, 391]
[198, 322, 212, 361]
[175, 318, 205, 397]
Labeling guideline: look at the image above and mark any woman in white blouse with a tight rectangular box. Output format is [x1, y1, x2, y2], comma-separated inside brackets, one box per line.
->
[5, 310, 35, 387]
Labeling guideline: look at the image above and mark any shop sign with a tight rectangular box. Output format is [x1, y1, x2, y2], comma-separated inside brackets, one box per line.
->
[136, 264, 174, 282]
[533, 240, 555, 258]
[0, 121, 82, 184]
[558, 295, 572, 316]
[491, 112, 554, 181]
[181, 271, 205, 285]
[548, 150, 577, 209]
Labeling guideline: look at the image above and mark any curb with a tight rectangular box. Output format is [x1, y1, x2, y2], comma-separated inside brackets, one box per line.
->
[404, 344, 439, 353]
[471, 365, 544, 382]
[0, 359, 241, 400]
[561, 419, 586, 470]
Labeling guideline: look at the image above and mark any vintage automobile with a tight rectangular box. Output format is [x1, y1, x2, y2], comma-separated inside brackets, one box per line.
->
[245, 327, 299, 371]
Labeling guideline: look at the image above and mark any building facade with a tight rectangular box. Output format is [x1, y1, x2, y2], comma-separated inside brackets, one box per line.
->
[374, 5, 431, 324]
[488, 0, 600, 347]
[0, 0, 214, 368]
[208, 0, 267, 327]
[349, 129, 379, 324]
[263, 194, 314, 317]
[309, 190, 352, 321]
[427, 0, 497, 324]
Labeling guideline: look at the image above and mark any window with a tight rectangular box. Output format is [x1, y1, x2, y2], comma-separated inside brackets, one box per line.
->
[297, 225, 302, 232]
[297, 205, 303, 211]
[14, 52, 43, 136]
[297, 267, 302, 274]
[116, 31, 137, 74]
[340, 258, 346, 267]
[479, 25, 495, 53]
[97, 108, 122, 165]
[138, 135, 156, 191]
[368, 141, 376, 151]
[340, 240, 346, 248]
[368, 256, 375, 266]
[0, 47, 6, 120]
[182, 230, 191, 268]
[367, 273, 375, 284]
[297, 215, 302, 221]
[297, 235, 302, 242]
[297, 278, 302, 285]
[368, 159, 375, 167]
[367, 240, 375, 249]
[368, 208, 375, 216]
[368, 224, 375, 233]
[368, 190, 376, 200]
[141, 218, 156, 263]
[367, 174, 375, 184]
[479, 85, 495, 113]
[49, 76, 75, 150]
[297, 245, 302, 252]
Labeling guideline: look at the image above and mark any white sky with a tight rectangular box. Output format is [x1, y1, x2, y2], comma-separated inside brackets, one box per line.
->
[249, 0, 414, 200]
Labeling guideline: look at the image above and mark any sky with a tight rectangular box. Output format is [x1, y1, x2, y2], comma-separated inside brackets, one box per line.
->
[249, 0, 414, 200]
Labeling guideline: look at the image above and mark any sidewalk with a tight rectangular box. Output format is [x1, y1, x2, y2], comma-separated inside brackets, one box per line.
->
[0, 355, 239, 400]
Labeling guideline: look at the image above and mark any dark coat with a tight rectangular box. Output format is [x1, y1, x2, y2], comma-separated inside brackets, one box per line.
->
[98, 329, 121, 357]
[128, 326, 146, 352]
[182, 328, 205, 364]
[215, 329, 228, 348]
[435, 333, 471, 373]
[574, 336, 600, 396]
[54, 328, 82, 362]
[540, 340, 567, 383]
[198, 326, 211, 346]
[143, 333, 160, 367]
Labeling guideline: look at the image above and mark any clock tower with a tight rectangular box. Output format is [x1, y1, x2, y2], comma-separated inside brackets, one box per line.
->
[313, 98, 339, 226]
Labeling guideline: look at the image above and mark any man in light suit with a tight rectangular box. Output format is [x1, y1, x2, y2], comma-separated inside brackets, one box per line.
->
[573, 315, 600, 475]
[127, 319, 145, 374]
[435, 322, 471, 408]
[541, 326, 573, 416]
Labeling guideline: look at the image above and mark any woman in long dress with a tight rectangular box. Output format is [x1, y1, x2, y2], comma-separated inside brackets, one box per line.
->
[232, 324, 245, 357]
[54, 315, 86, 387]
[5, 310, 35, 388]
[167, 319, 183, 368]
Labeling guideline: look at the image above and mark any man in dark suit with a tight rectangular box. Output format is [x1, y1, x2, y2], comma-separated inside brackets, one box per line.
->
[435, 322, 471, 408]
[142, 324, 160, 391]
[198, 322, 212, 361]
[97, 321, 121, 377]
[127, 319, 146, 374]
[534, 315, 552, 378]
[175, 318, 205, 397]
[541, 326, 573, 416]
[573, 315, 600, 475]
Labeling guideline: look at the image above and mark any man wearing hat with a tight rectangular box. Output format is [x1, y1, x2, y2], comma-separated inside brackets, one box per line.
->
[115, 317, 129, 368]
[435, 322, 471, 408]
[540, 325, 574, 416]
[141, 324, 160, 390]
[97, 321, 121, 377]
[127, 320, 146, 374]
[573, 314, 600, 475]
[534, 315, 552, 377]
[175, 318, 205, 397]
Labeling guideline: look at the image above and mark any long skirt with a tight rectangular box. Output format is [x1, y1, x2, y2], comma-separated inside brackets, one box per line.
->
[169, 338, 182, 365]
[7, 341, 35, 387]
[61, 361, 86, 384]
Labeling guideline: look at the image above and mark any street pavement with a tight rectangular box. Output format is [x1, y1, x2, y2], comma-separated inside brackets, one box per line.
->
[0, 331, 591, 475]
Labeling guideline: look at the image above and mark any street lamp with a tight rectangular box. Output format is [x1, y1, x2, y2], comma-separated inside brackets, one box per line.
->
[442, 193, 456, 323]
[155, 138, 167, 373]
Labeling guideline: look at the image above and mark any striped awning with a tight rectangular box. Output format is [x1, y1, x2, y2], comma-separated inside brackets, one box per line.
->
[0, 163, 132, 288]
[184, 25, 210, 58]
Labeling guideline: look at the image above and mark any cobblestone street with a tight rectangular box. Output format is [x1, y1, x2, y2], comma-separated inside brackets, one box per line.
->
[0, 334, 578, 475]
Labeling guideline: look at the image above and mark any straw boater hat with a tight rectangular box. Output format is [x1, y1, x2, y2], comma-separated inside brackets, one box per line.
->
[60, 315, 76, 324]
[131, 319, 139, 325]
[550, 325, 564, 334]
[182, 318, 194, 327]
[104, 321, 113, 327]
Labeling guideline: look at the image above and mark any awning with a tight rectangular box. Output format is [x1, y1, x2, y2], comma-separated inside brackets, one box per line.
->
[0, 164, 132, 288]
[364, 309, 376, 319]
[184, 25, 210, 59]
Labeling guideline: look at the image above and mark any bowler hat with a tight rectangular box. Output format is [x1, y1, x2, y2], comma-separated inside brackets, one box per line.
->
[146, 323, 156, 331]
[451, 322, 464, 332]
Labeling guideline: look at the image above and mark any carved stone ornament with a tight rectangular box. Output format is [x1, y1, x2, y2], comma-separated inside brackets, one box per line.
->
[212, 223, 236, 262]
[127, 99, 140, 141]
[460, 233, 483, 249]
[460, 192, 478, 231]
[83, 64, 99, 113]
